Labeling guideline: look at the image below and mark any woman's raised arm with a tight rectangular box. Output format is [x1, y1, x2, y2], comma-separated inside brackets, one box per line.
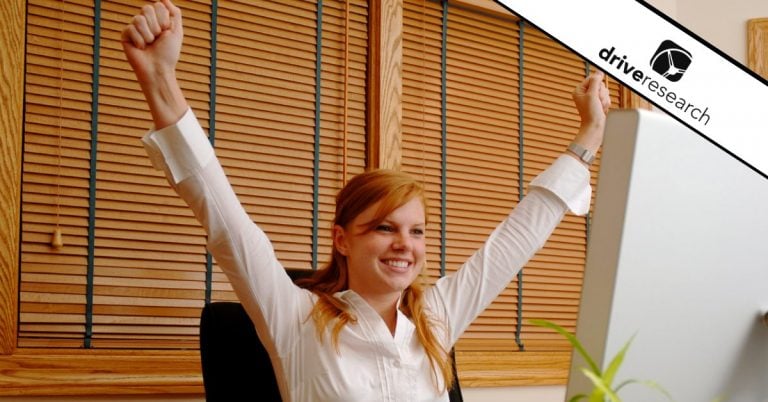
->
[121, 0, 188, 129]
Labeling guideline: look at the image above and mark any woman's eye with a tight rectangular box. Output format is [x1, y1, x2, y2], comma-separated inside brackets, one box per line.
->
[376, 224, 393, 232]
[411, 228, 425, 236]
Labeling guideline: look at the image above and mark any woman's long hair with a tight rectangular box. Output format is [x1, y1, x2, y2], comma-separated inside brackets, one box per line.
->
[296, 169, 454, 392]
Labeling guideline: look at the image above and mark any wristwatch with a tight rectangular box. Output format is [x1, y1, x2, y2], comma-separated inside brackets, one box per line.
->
[567, 142, 596, 165]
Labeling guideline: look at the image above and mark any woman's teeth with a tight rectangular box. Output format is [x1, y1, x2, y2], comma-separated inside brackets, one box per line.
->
[384, 260, 409, 269]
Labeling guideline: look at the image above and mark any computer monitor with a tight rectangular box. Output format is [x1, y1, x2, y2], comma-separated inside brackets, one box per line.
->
[567, 109, 768, 401]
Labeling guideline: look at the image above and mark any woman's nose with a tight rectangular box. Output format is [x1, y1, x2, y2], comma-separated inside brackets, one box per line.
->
[392, 231, 412, 251]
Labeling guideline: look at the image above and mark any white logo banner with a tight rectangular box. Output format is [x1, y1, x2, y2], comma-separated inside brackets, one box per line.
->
[495, 0, 768, 179]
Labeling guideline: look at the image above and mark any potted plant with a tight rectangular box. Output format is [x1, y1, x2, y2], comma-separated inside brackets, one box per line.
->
[530, 319, 674, 402]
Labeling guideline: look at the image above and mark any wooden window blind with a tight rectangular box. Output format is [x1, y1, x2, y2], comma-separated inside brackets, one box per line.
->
[23, 0, 102, 349]
[402, 0, 446, 284]
[402, 0, 623, 385]
[19, 0, 367, 354]
[316, 0, 369, 265]
[212, 0, 368, 285]
[7, 0, 636, 394]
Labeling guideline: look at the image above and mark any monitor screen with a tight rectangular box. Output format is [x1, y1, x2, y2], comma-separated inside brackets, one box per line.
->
[567, 109, 768, 401]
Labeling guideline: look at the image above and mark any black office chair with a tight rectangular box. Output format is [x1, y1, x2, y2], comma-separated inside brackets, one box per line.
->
[199, 269, 463, 402]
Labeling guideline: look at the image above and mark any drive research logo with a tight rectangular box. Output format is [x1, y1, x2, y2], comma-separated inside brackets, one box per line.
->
[649, 40, 692, 82]
[599, 44, 710, 126]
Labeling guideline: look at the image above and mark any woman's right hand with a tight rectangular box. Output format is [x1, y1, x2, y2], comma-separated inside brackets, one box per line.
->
[121, 0, 188, 128]
[121, 0, 183, 83]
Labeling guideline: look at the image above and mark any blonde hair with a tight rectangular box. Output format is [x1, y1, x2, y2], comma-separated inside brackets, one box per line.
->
[296, 169, 454, 392]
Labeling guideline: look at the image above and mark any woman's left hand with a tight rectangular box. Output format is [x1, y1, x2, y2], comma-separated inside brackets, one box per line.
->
[570, 71, 611, 158]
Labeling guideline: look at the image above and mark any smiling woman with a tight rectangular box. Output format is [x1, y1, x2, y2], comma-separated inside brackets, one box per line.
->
[123, 1, 609, 401]
[329, 174, 427, 317]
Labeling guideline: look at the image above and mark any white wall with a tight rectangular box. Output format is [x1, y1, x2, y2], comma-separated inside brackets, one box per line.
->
[676, 0, 768, 64]
[6, 1, 764, 401]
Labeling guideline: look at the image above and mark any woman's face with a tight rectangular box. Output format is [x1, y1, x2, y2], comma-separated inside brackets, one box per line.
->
[334, 196, 426, 300]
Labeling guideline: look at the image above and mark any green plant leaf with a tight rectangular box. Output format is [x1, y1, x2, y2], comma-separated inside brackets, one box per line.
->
[581, 368, 607, 402]
[602, 333, 636, 387]
[614, 378, 638, 393]
[582, 368, 622, 402]
[587, 386, 605, 402]
[568, 394, 588, 402]
[529, 319, 601, 375]
[614, 379, 674, 401]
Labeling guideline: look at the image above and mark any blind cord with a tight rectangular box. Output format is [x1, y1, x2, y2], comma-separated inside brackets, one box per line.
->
[420, 0, 426, 185]
[342, 0, 350, 184]
[52, 0, 66, 250]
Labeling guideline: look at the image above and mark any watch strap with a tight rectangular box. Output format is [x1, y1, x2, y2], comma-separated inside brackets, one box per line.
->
[567, 142, 595, 165]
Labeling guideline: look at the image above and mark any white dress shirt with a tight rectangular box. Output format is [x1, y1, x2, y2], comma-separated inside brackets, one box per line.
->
[142, 108, 591, 402]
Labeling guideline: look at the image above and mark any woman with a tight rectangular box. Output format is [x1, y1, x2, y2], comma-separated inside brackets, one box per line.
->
[122, 1, 610, 401]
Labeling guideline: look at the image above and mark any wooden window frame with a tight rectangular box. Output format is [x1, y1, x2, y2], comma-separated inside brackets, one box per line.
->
[748, 18, 768, 79]
[366, 0, 403, 169]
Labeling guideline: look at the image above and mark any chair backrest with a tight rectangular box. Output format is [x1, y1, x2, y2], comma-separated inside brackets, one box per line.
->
[200, 300, 280, 401]
[198, 269, 463, 402]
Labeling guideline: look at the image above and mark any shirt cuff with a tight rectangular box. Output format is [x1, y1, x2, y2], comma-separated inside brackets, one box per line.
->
[141, 108, 214, 185]
[530, 155, 592, 216]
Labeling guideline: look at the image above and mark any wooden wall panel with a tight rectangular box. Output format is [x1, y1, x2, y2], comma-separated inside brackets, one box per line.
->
[0, 0, 25, 356]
